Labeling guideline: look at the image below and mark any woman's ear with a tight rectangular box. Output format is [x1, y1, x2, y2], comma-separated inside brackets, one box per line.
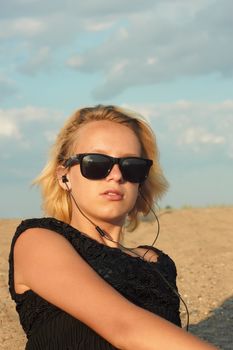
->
[56, 166, 71, 191]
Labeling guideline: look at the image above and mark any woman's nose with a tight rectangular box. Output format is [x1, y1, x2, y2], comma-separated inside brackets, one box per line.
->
[106, 164, 124, 182]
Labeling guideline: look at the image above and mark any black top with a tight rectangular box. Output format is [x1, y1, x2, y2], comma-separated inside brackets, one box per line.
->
[9, 217, 181, 349]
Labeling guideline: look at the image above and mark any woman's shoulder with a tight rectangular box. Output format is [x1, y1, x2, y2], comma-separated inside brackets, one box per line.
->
[15, 217, 65, 233]
[12, 217, 76, 242]
[8, 217, 82, 299]
[9, 217, 77, 262]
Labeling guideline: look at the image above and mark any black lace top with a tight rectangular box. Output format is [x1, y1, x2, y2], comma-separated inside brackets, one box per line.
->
[9, 217, 181, 349]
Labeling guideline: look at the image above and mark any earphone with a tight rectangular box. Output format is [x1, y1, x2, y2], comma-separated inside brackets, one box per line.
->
[61, 175, 189, 330]
[62, 175, 69, 183]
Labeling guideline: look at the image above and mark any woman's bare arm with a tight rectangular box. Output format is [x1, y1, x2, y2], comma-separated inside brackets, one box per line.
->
[14, 228, 217, 350]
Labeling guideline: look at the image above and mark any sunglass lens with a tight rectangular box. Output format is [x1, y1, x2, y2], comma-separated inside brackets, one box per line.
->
[81, 154, 111, 179]
[121, 158, 151, 183]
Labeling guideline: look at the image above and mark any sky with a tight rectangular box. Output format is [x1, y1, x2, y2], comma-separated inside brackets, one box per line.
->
[0, 0, 233, 218]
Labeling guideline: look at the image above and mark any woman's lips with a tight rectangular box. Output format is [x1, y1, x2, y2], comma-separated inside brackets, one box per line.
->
[101, 189, 124, 201]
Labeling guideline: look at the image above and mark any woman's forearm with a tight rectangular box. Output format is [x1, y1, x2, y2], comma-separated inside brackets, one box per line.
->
[118, 307, 217, 350]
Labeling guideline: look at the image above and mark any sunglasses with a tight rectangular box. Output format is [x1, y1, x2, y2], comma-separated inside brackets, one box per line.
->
[64, 153, 153, 183]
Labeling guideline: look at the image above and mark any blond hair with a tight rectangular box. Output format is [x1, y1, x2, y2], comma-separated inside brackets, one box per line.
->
[34, 105, 168, 230]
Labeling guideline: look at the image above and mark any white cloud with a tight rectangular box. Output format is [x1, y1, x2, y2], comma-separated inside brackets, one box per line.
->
[66, 56, 84, 69]
[85, 20, 115, 32]
[111, 60, 129, 75]
[0, 106, 64, 150]
[0, 100, 232, 215]
[124, 100, 233, 159]
[0, 0, 157, 19]
[117, 27, 129, 40]
[44, 130, 58, 143]
[147, 57, 158, 65]
[179, 127, 225, 146]
[19, 46, 51, 75]
[0, 106, 62, 122]
[3, 101, 232, 160]
[65, 0, 233, 98]
[0, 17, 45, 39]
[2, 0, 232, 88]
[0, 117, 21, 138]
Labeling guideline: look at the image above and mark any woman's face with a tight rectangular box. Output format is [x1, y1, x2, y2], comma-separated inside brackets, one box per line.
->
[67, 120, 141, 226]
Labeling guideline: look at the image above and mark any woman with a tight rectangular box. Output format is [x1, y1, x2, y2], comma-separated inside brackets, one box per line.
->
[9, 105, 217, 349]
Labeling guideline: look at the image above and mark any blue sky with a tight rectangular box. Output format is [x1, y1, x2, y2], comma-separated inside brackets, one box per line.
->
[0, 0, 233, 218]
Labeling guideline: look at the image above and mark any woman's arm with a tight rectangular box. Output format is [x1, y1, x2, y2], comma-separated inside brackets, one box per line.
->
[14, 228, 217, 350]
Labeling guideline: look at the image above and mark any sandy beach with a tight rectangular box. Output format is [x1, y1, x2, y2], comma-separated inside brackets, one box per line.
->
[1, 207, 233, 349]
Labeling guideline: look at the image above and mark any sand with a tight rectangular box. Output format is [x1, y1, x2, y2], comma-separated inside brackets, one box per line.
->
[0, 207, 233, 349]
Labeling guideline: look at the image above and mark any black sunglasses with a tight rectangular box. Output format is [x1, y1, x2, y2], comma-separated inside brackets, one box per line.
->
[64, 153, 153, 183]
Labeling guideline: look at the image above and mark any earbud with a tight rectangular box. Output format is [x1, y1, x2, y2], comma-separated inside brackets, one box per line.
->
[61, 175, 71, 191]
[62, 175, 69, 183]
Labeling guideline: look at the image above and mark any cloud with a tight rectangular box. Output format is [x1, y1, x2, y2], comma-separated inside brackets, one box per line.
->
[180, 128, 225, 146]
[0, 106, 64, 149]
[0, 17, 45, 39]
[84, 20, 115, 32]
[0, 0, 157, 19]
[0, 117, 21, 138]
[0, 0, 157, 47]
[0, 105, 62, 122]
[0, 106, 66, 189]
[19, 46, 51, 75]
[2, 0, 232, 88]
[123, 100, 233, 160]
[66, 0, 233, 98]
[0, 101, 232, 213]
[1, 102, 232, 165]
